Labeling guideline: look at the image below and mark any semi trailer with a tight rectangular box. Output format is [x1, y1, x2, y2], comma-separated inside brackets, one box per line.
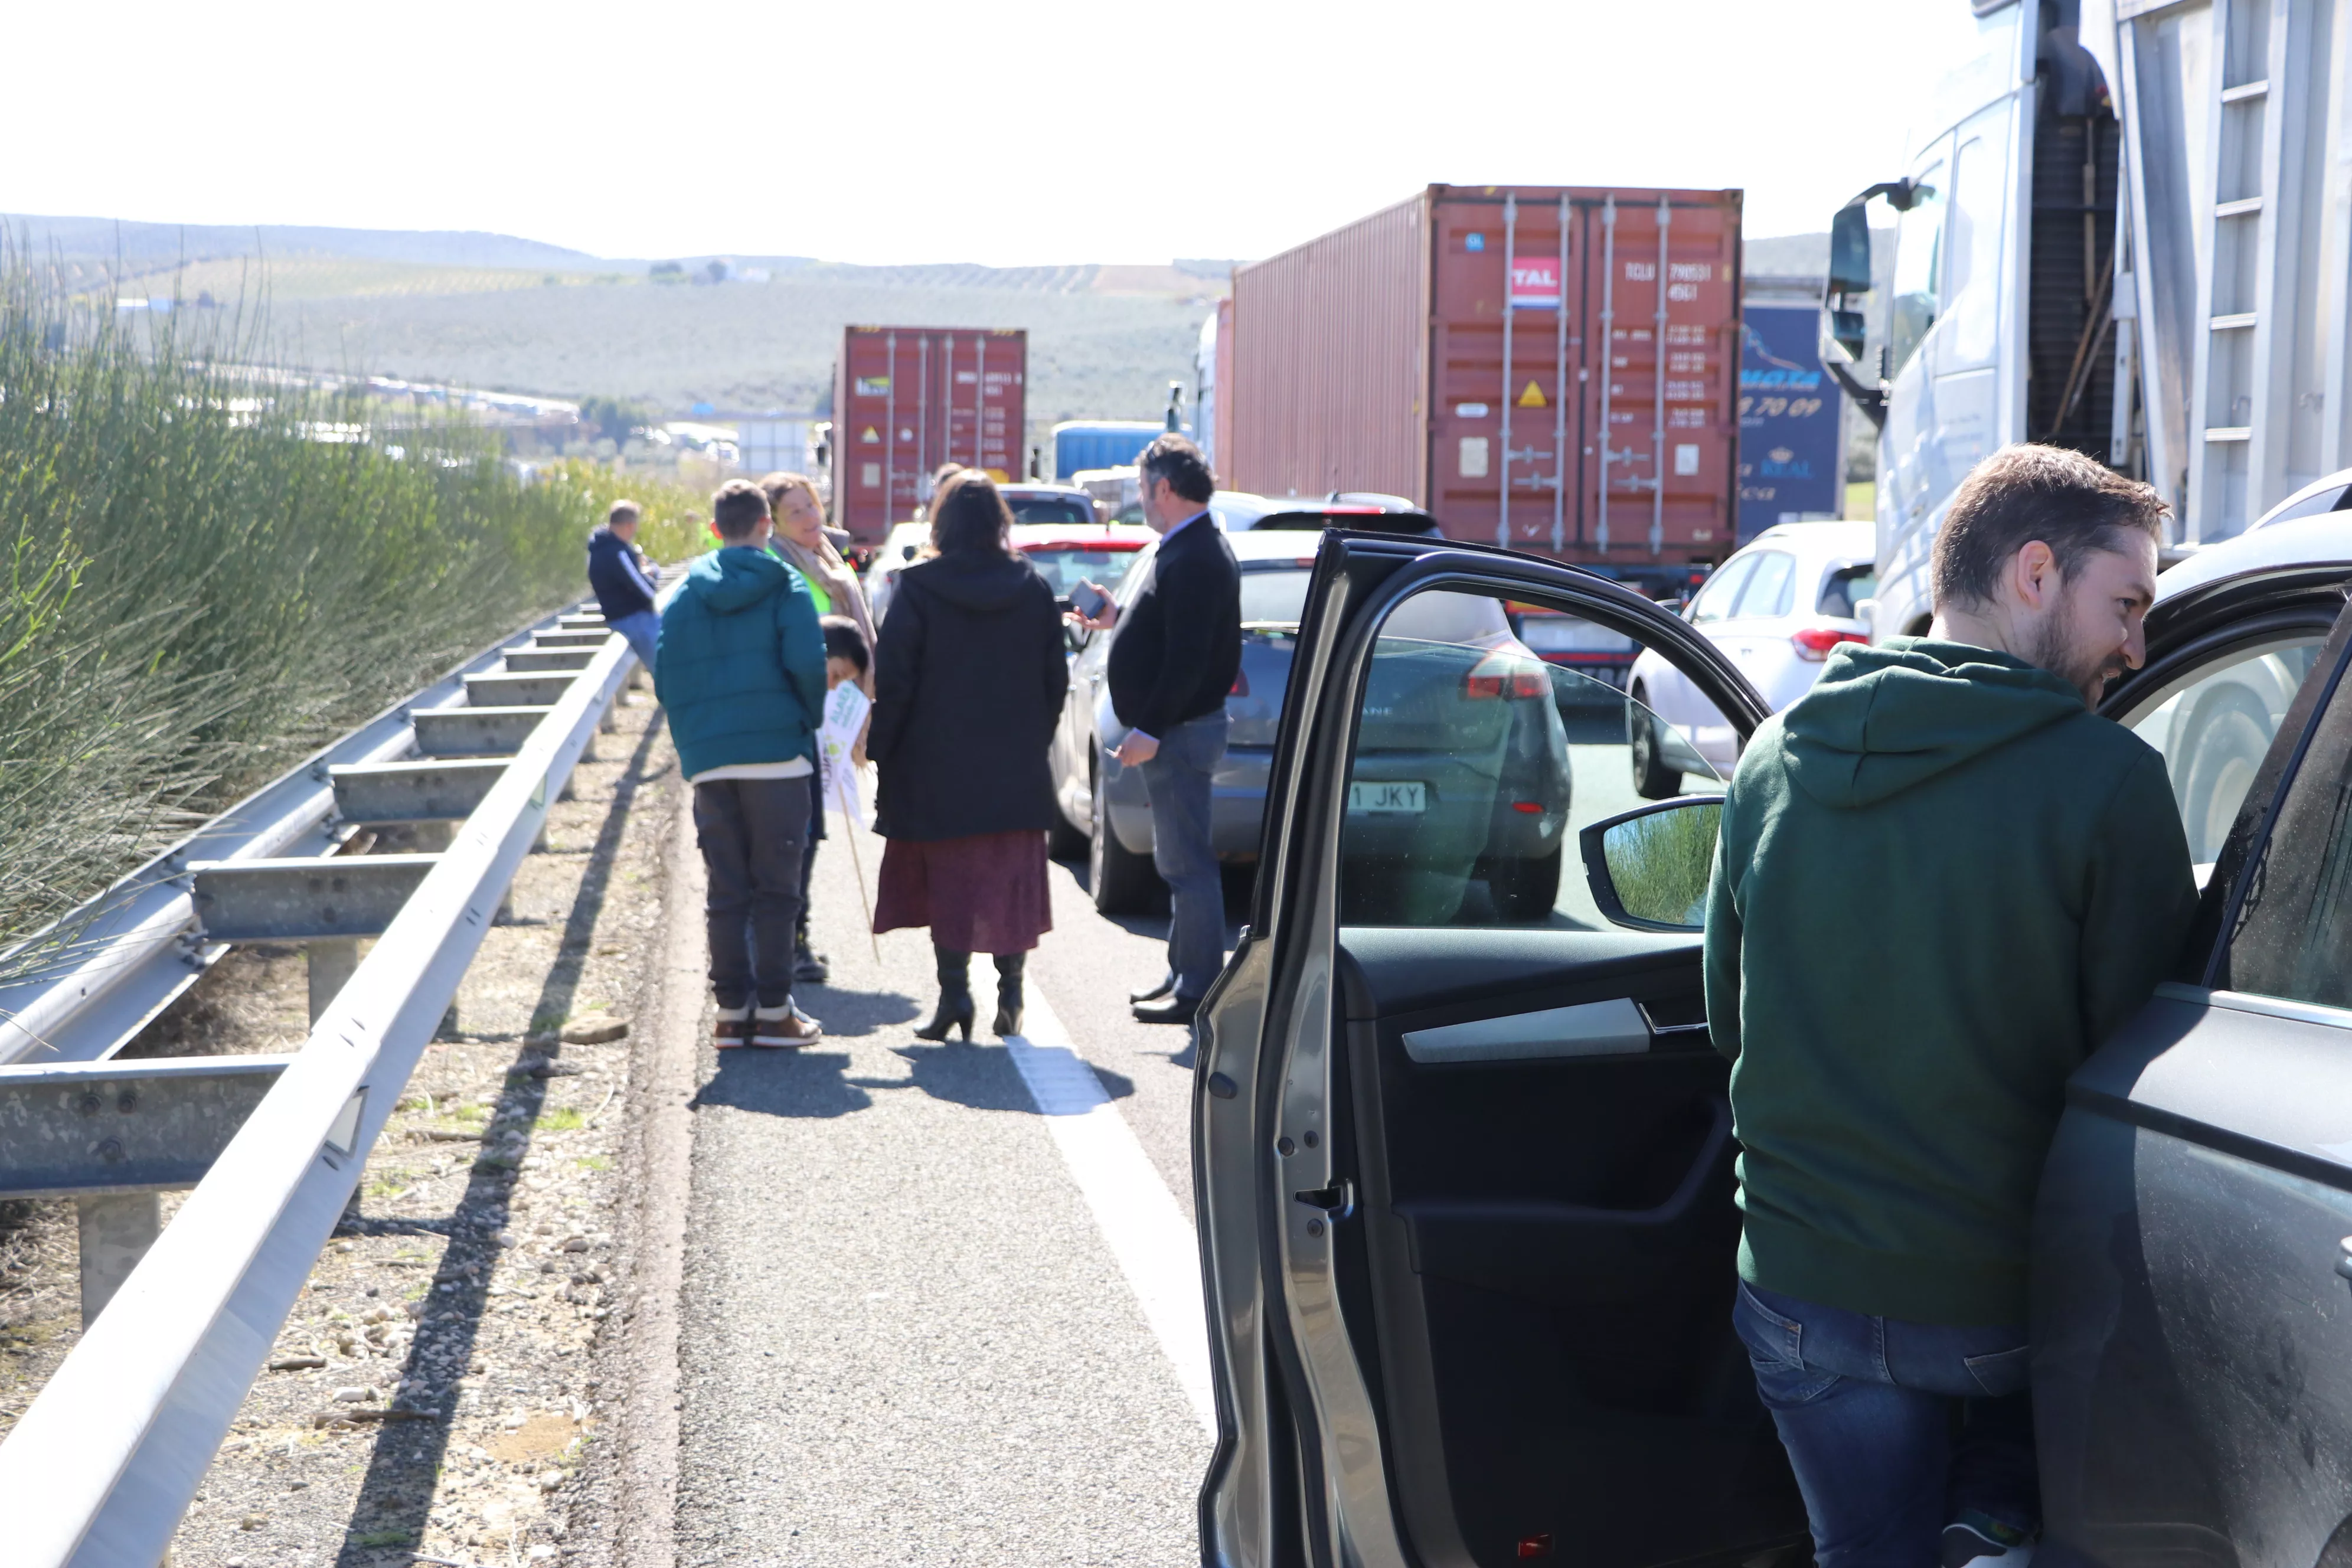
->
[1822, 0, 2352, 638]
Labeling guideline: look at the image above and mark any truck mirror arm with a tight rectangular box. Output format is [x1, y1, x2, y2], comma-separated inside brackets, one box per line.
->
[1819, 335, 1889, 430]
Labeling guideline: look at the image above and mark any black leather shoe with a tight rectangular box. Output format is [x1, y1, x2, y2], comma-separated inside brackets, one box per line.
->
[1129, 972, 1177, 1004]
[1132, 995, 1200, 1025]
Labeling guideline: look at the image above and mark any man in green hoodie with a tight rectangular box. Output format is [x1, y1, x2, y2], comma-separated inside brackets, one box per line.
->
[1704, 445, 2197, 1567]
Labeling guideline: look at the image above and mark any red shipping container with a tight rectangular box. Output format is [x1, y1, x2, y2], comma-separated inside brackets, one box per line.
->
[1227, 185, 1742, 569]
[831, 326, 1028, 544]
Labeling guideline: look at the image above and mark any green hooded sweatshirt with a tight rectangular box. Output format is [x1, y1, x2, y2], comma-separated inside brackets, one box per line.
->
[1703, 638, 2197, 1327]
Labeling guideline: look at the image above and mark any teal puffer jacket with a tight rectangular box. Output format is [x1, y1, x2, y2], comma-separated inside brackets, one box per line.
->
[654, 547, 827, 780]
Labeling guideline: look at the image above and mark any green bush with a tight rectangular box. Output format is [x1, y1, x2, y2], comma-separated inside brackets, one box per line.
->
[0, 262, 603, 972]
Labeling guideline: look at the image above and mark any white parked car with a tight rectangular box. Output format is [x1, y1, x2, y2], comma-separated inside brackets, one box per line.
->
[1624, 521, 1876, 797]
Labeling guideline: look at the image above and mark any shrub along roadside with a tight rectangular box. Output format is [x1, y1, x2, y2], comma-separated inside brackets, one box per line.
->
[0, 270, 606, 975]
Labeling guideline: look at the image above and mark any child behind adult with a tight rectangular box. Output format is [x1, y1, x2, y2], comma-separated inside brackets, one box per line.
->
[654, 479, 828, 1047]
[791, 615, 873, 986]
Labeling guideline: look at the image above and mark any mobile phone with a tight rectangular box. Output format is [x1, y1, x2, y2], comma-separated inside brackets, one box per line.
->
[1069, 580, 1110, 619]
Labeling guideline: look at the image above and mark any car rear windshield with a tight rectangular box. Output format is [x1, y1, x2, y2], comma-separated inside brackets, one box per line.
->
[1024, 546, 1145, 598]
[1241, 567, 1312, 625]
[1239, 567, 1514, 642]
[1818, 564, 1877, 618]
[1007, 497, 1095, 527]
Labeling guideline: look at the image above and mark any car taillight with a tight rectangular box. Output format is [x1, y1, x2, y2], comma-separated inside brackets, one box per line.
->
[1230, 668, 1249, 697]
[1792, 626, 1868, 661]
[1464, 653, 1550, 699]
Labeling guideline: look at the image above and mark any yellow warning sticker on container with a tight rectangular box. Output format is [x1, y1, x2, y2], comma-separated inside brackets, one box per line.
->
[1518, 381, 1548, 408]
[860, 426, 880, 444]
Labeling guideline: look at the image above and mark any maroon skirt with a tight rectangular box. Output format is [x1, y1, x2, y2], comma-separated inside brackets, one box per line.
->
[872, 829, 1052, 953]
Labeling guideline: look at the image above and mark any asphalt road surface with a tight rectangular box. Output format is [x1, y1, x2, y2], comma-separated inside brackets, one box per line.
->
[670, 795, 1230, 1567]
[663, 725, 1664, 1565]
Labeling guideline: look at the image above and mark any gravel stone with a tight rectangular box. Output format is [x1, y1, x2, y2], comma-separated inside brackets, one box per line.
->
[0, 689, 679, 1567]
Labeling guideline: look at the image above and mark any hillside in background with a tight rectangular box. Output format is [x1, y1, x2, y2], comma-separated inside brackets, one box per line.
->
[7, 215, 1868, 465]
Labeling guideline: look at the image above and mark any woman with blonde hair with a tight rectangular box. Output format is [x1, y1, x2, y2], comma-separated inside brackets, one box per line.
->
[868, 469, 1067, 1038]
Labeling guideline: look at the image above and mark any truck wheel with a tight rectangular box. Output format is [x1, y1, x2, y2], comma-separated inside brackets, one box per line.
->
[1090, 767, 1167, 916]
[1487, 848, 1563, 922]
[1629, 695, 1683, 801]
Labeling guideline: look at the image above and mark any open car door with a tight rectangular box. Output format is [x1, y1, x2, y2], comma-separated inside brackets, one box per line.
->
[1195, 533, 1802, 1568]
[2035, 565, 2352, 1561]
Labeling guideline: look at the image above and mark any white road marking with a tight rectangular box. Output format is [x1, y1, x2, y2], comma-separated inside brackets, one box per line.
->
[1005, 992, 1218, 1438]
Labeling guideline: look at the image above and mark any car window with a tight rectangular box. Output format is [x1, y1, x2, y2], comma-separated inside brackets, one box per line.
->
[1817, 565, 1876, 618]
[1007, 497, 1095, 527]
[1733, 551, 1796, 619]
[1687, 555, 1758, 625]
[1340, 586, 1727, 927]
[2117, 635, 2326, 870]
[1024, 546, 1144, 599]
[1889, 158, 1945, 378]
[1940, 109, 2010, 370]
[1240, 566, 1314, 626]
[2216, 643, 2352, 1006]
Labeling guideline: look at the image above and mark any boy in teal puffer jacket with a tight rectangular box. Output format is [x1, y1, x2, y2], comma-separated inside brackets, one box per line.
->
[655, 479, 829, 1047]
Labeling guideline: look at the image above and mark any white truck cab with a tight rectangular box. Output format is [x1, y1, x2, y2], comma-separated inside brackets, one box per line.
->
[1822, 0, 2352, 640]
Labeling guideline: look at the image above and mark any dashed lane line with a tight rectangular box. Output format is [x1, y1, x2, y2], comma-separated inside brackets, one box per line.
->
[1004, 989, 1218, 1438]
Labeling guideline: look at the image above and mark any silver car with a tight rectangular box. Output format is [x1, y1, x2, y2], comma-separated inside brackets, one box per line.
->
[1051, 514, 1570, 921]
[1194, 505, 2352, 1566]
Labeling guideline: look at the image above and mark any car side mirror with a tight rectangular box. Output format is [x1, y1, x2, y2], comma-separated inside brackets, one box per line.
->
[1851, 596, 1879, 634]
[1579, 796, 1725, 932]
[1064, 619, 1092, 654]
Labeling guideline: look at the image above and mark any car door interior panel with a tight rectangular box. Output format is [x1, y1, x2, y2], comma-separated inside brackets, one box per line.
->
[1207, 538, 1803, 1568]
[1329, 929, 1802, 1568]
[1399, 997, 1652, 1064]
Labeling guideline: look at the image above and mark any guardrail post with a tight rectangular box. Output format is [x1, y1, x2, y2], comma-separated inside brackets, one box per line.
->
[306, 939, 362, 1026]
[77, 1195, 161, 1327]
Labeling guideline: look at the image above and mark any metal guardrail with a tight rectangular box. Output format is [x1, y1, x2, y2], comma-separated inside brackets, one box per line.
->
[0, 607, 611, 1069]
[0, 609, 639, 1566]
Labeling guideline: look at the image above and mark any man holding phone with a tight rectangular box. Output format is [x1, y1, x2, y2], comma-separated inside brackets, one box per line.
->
[1067, 435, 1240, 1024]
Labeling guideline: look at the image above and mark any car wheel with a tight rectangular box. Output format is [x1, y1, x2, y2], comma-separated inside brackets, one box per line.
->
[1629, 691, 1683, 801]
[1047, 786, 1089, 862]
[1487, 848, 1563, 922]
[2178, 693, 2272, 863]
[1090, 765, 1167, 916]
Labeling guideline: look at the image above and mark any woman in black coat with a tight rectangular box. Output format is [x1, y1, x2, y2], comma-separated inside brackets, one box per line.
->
[868, 470, 1070, 1040]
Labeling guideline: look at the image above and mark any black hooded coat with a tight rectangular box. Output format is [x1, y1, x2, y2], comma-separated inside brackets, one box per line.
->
[870, 551, 1070, 842]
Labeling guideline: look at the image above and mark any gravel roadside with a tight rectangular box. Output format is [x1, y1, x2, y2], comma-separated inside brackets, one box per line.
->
[1, 683, 685, 1568]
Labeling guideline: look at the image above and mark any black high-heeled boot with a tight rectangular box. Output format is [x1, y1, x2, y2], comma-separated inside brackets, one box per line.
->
[992, 951, 1026, 1038]
[913, 945, 975, 1041]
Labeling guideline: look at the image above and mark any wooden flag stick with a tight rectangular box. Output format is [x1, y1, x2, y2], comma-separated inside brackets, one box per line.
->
[838, 769, 882, 963]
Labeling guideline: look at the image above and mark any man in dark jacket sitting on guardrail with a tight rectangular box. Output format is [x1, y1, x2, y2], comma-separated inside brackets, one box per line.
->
[655, 480, 828, 1048]
[587, 499, 662, 676]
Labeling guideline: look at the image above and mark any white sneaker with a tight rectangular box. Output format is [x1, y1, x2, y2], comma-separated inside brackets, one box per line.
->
[751, 1004, 821, 1048]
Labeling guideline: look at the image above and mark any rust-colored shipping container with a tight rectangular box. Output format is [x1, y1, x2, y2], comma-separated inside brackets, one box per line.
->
[1226, 184, 1742, 569]
[831, 326, 1028, 544]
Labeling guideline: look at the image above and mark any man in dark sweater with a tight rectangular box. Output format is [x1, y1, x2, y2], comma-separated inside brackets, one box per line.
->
[1705, 445, 2197, 1566]
[587, 500, 662, 676]
[1070, 435, 1240, 1024]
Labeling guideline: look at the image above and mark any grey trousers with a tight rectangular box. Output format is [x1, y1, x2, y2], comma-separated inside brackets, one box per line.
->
[1139, 712, 1229, 1001]
[693, 775, 811, 1010]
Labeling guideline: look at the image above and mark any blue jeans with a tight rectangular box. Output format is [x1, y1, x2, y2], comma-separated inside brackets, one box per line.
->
[1733, 1280, 2037, 1568]
[609, 608, 659, 678]
[1139, 712, 1228, 1000]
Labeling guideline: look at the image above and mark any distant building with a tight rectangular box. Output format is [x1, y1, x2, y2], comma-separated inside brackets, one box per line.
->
[671, 410, 825, 476]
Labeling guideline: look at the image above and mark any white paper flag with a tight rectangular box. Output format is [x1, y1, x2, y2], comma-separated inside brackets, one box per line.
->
[818, 682, 871, 827]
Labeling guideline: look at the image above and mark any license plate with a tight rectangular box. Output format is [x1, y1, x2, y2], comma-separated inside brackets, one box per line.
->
[1349, 780, 1426, 813]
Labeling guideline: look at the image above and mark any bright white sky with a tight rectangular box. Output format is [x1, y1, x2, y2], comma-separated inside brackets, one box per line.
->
[5, 0, 1983, 265]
